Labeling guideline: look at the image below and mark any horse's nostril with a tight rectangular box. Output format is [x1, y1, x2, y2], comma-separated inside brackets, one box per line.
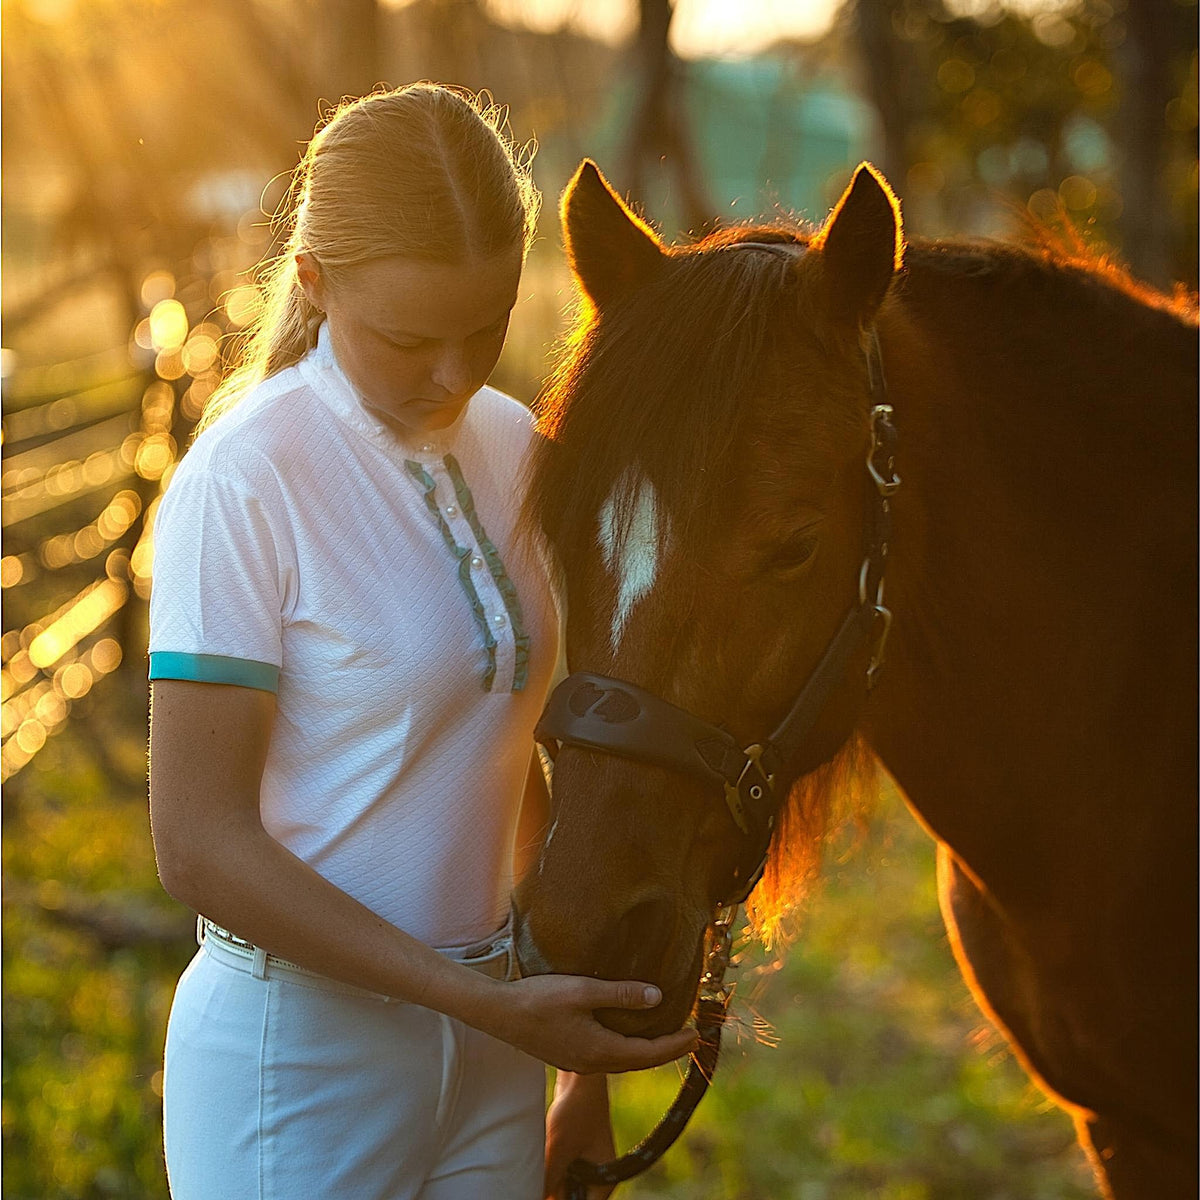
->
[610, 896, 678, 979]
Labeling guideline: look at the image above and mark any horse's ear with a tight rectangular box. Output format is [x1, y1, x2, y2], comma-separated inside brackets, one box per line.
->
[813, 163, 903, 326]
[562, 159, 665, 310]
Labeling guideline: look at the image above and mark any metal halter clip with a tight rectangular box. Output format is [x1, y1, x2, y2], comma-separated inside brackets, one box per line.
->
[859, 559, 885, 608]
[722, 744, 774, 836]
[868, 404, 901, 497]
[858, 567, 893, 690]
[866, 603, 894, 690]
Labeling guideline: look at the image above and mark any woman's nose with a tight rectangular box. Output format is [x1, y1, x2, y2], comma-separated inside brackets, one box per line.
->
[431, 344, 472, 396]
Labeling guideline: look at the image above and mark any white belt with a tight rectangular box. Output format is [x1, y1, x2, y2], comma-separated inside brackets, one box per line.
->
[197, 915, 518, 999]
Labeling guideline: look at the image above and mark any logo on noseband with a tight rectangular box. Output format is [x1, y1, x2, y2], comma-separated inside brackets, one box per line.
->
[568, 681, 642, 723]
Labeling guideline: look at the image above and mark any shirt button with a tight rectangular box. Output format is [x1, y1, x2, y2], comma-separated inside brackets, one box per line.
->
[445, 504, 458, 517]
[470, 555, 484, 569]
[421, 442, 435, 453]
[492, 613, 507, 627]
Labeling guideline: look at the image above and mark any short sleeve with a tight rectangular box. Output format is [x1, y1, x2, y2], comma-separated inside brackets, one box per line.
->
[148, 462, 294, 692]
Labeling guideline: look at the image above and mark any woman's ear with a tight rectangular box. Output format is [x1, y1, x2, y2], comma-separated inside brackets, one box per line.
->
[561, 160, 665, 312]
[295, 252, 325, 311]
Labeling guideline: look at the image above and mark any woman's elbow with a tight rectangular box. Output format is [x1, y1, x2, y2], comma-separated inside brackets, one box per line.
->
[151, 822, 204, 908]
[149, 801, 227, 911]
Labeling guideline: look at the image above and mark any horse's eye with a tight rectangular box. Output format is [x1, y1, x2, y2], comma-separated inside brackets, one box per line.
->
[771, 528, 820, 573]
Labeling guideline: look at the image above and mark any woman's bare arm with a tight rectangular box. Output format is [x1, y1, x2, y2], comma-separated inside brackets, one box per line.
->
[149, 678, 696, 1074]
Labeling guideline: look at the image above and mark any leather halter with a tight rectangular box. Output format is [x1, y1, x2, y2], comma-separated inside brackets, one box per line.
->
[534, 258, 900, 905]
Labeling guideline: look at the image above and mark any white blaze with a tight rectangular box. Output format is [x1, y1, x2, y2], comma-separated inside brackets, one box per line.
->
[598, 472, 665, 651]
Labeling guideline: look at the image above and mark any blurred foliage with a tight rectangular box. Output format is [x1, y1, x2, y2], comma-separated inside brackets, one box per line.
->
[2, 678, 192, 1200]
[843, 0, 1198, 287]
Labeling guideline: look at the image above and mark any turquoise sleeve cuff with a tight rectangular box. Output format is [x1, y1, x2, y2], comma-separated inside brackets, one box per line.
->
[149, 652, 280, 693]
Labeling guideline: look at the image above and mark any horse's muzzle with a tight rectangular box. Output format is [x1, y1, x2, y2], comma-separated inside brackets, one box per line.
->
[511, 904, 704, 1038]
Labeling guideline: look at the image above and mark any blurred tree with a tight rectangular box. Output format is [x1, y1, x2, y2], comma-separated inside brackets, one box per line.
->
[1114, 0, 1194, 288]
[852, 0, 919, 188]
[623, 0, 713, 232]
[839, 0, 1198, 289]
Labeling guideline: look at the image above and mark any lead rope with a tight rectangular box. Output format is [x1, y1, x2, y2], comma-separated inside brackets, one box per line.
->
[564, 905, 738, 1200]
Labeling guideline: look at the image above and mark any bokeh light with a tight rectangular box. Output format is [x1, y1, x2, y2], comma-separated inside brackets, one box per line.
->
[148, 300, 188, 353]
[224, 285, 263, 328]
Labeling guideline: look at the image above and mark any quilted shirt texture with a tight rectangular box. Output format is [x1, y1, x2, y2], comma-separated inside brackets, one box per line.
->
[149, 323, 560, 946]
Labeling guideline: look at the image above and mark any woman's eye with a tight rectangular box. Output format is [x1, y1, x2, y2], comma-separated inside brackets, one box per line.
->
[771, 529, 819, 572]
[469, 316, 508, 341]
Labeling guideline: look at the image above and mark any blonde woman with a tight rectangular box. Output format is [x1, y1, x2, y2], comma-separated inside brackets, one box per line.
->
[148, 84, 696, 1200]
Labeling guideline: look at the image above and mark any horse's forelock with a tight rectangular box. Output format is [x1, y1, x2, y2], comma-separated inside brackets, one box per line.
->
[527, 225, 813, 581]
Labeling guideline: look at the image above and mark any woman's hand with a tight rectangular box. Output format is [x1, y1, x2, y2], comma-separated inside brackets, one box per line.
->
[544, 1072, 615, 1200]
[488, 974, 697, 1074]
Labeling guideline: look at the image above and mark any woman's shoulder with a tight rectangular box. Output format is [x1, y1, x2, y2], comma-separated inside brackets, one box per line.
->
[178, 364, 325, 489]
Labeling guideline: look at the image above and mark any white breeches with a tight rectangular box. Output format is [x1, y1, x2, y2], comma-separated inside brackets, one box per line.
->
[163, 934, 545, 1199]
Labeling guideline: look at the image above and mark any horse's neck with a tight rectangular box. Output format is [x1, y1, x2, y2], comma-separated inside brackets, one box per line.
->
[867, 249, 1197, 910]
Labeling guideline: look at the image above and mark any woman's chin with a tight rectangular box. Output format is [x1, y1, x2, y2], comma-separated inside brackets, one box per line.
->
[365, 396, 468, 435]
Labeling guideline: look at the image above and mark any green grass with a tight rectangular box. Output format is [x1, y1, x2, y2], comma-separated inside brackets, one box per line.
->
[2, 684, 1095, 1198]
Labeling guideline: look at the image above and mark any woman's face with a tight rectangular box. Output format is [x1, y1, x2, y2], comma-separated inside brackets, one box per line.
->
[301, 247, 524, 436]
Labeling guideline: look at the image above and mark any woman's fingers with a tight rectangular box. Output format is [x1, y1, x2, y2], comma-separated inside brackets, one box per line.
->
[503, 974, 700, 1073]
[592, 1026, 698, 1073]
[585, 979, 662, 1010]
[565, 978, 698, 1071]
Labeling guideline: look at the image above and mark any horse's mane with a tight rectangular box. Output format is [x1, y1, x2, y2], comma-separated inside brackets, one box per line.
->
[526, 219, 1193, 946]
[901, 230, 1198, 328]
[1017, 214, 1199, 321]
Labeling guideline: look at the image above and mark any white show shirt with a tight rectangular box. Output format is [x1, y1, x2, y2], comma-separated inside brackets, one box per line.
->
[149, 323, 559, 947]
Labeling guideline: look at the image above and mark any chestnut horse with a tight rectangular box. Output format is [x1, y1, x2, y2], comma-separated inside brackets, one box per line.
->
[513, 160, 1197, 1199]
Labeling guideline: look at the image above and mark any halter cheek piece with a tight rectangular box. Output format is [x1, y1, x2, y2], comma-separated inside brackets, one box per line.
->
[545, 240, 901, 1199]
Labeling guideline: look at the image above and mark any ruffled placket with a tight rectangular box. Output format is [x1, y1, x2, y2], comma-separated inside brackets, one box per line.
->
[402, 453, 529, 693]
[299, 323, 530, 694]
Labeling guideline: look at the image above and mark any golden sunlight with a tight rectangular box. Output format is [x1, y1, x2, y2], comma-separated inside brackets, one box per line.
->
[385, 0, 1086, 58]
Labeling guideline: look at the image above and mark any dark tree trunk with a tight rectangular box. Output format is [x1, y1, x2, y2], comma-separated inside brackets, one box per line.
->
[1115, 0, 1178, 289]
[853, 0, 910, 190]
[623, 0, 712, 232]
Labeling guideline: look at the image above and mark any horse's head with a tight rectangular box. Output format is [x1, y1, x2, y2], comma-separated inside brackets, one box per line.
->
[513, 161, 901, 1036]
